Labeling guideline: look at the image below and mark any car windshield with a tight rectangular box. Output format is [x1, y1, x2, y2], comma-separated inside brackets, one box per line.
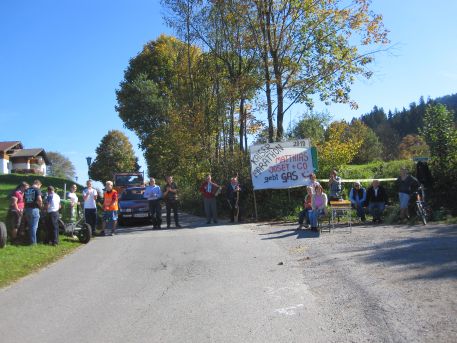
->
[115, 174, 144, 186]
[120, 189, 145, 200]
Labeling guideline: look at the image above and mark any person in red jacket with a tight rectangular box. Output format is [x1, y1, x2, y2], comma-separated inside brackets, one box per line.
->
[199, 174, 221, 224]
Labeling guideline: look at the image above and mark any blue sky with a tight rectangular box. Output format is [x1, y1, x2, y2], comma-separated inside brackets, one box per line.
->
[1, 0, 456, 184]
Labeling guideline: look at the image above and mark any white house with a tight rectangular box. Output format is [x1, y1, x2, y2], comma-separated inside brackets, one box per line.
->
[0, 141, 51, 175]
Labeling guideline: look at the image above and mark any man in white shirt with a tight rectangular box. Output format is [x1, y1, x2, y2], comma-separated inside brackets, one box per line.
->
[67, 184, 79, 221]
[82, 180, 98, 235]
[46, 186, 61, 245]
[144, 178, 162, 229]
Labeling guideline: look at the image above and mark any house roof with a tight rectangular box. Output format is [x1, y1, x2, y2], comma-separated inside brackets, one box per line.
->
[0, 141, 23, 152]
[10, 148, 51, 165]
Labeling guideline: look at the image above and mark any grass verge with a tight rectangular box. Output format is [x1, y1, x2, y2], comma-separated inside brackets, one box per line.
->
[0, 236, 81, 288]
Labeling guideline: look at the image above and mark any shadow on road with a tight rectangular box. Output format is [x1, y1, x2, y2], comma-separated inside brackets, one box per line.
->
[358, 225, 457, 280]
[259, 227, 320, 240]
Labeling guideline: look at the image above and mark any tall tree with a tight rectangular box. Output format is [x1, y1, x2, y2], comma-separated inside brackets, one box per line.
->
[47, 151, 76, 180]
[421, 104, 457, 213]
[89, 130, 140, 183]
[249, 0, 389, 141]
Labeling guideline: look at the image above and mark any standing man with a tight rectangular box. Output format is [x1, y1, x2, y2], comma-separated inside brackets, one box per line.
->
[45, 186, 61, 245]
[396, 167, 420, 221]
[328, 170, 343, 201]
[162, 175, 181, 229]
[24, 179, 43, 245]
[82, 180, 98, 236]
[226, 176, 242, 223]
[102, 181, 118, 236]
[366, 180, 388, 223]
[199, 174, 220, 224]
[349, 181, 367, 222]
[144, 178, 162, 229]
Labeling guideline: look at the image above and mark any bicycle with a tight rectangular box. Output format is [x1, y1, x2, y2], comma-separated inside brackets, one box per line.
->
[412, 185, 429, 225]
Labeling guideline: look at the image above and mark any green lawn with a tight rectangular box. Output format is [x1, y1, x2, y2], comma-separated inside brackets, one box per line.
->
[0, 174, 84, 288]
[0, 237, 81, 288]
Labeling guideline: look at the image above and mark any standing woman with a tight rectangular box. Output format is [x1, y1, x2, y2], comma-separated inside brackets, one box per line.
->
[396, 167, 420, 221]
[9, 182, 28, 242]
[310, 184, 328, 231]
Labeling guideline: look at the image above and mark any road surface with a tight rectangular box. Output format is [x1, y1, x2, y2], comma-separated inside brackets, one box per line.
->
[0, 213, 456, 342]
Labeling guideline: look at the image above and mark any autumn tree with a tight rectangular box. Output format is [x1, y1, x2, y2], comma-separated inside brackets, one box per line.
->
[47, 151, 76, 180]
[398, 134, 430, 160]
[89, 130, 140, 183]
[247, 0, 390, 141]
[317, 121, 364, 177]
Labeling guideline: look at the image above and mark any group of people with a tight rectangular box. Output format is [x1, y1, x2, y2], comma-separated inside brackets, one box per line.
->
[8, 179, 81, 245]
[198, 174, 242, 225]
[143, 174, 243, 229]
[297, 167, 422, 229]
[6, 166, 424, 244]
[143, 175, 181, 230]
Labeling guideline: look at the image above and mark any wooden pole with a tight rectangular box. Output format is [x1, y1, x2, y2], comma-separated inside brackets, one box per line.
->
[253, 189, 258, 222]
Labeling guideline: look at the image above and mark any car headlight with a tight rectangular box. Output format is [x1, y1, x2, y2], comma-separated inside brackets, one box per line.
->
[120, 208, 132, 213]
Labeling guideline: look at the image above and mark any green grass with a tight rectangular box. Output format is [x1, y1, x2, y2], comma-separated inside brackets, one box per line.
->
[0, 174, 84, 288]
[0, 236, 81, 288]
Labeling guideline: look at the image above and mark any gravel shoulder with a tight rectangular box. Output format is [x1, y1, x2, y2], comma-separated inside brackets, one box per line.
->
[250, 221, 457, 343]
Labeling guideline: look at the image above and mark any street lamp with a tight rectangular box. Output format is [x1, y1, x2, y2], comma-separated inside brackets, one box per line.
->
[86, 156, 92, 179]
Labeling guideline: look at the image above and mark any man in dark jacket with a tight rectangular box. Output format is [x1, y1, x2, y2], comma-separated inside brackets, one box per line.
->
[366, 180, 388, 223]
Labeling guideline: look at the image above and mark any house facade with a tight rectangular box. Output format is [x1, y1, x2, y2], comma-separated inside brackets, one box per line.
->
[0, 141, 51, 175]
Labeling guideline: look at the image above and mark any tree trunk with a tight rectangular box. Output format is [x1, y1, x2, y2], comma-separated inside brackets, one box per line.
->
[239, 97, 245, 152]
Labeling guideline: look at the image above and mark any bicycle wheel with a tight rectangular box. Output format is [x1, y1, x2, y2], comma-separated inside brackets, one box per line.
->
[416, 202, 427, 225]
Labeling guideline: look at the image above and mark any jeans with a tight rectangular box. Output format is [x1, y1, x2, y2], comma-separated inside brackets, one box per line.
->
[165, 201, 179, 227]
[203, 197, 217, 223]
[85, 208, 97, 234]
[46, 211, 60, 244]
[298, 209, 312, 225]
[351, 202, 366, 220]
[25, 208, 40, 245]
[368, 202, 385, 220]
[310, 209, 325, 228]
[148, 200, 162, 227]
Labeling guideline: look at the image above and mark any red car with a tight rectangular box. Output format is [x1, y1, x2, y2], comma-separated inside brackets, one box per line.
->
[118, 187, 151, 226]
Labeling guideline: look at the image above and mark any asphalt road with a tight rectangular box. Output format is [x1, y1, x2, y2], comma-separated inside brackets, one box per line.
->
[0, 214, 327, 343]
[1, 214, 456, 343]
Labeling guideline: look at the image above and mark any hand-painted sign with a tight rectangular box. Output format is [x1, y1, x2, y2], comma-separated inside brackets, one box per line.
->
[249, 139, 318, 190]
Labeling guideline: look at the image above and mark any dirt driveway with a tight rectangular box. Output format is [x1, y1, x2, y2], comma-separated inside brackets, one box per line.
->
[252, 221, 457, 342]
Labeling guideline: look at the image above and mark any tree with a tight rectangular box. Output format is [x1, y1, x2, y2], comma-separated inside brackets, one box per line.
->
[89, 130, 140, 183]
[47, 151, 76, 180]
[287, 111, 330, 145]
[249, 0, 389, 141]
[348, 119, 383, 164]
[317, 121, 364, 177]
[398, 134, 430, 160]
[421, 104, 457, 213]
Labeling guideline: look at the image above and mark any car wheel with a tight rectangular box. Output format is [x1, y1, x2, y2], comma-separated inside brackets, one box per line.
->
[0, 222, 7, 248]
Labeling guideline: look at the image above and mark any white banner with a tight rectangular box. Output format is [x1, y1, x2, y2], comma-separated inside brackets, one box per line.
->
[249, 139, 317, 190]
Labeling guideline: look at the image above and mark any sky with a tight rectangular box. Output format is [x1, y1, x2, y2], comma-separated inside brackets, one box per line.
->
[1, 0, 456, 185]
